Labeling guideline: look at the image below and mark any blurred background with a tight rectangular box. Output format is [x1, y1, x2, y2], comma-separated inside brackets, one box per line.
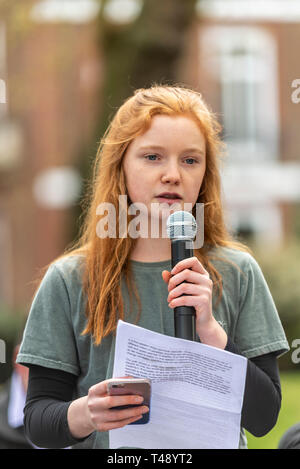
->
[0, 0, 299, 449]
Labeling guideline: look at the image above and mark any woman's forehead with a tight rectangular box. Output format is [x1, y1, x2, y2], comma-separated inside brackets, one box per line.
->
[130, 114, 206, 149]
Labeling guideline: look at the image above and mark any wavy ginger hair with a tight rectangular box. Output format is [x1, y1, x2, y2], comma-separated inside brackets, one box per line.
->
[51, 84, 251, 345]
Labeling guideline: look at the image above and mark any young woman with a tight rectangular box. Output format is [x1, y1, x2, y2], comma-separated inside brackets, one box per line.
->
[17, 85, 289, 449]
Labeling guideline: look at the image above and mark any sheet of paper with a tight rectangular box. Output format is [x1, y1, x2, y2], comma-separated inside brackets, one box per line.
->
[109, 320, 247, 449]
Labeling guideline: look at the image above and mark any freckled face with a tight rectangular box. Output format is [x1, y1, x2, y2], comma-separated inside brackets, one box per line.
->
[122, 114, 206, 221]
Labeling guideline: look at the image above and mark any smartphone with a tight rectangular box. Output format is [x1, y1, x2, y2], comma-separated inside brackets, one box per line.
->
[107, 377, 151, 424]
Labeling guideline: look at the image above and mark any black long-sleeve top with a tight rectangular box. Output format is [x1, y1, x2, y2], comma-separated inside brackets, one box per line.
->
[22, 337, 282, 449]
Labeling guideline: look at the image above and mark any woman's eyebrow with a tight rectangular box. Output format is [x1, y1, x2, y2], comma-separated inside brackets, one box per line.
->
[139, 144, 205, 155]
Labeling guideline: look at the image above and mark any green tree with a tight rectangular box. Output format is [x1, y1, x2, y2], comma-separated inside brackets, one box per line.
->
[98, 0, 198, 130]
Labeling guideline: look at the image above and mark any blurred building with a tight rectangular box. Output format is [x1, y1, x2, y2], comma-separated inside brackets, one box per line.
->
[182, 0, 300, 245]
[1, 0, 300, 315]
[0, 0, 102, 311]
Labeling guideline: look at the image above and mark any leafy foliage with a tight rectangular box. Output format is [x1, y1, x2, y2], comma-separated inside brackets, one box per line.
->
[253, 239, 300, 370]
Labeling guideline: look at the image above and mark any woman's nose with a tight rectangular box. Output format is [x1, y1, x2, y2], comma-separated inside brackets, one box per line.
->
[161, 163, 181, 184]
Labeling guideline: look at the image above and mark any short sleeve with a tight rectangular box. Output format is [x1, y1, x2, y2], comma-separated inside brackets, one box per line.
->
[234, 254, 290, 359]
[17, 264, 80, 376]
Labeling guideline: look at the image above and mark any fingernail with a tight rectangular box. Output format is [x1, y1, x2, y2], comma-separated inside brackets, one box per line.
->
[134, 396, 144, 403]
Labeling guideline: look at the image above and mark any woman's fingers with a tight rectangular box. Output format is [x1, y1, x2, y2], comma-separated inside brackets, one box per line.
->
[167, 269, 209, 290]
[87, 385, 149, 432]
[168, 282, 204, 302]
[162, 258, 210, 286]
[171, 256, 210, 278]
[92, 396, 149, 432]
[103, 402, 149, 422]
[105, 394, 144, 409]
[162, 270, 171, 283]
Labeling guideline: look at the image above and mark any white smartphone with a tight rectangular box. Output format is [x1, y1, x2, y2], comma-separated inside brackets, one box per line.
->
[107, 377, 151, 424]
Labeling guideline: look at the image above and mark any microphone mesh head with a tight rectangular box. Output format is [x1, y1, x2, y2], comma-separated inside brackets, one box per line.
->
[166, 211, 197, 240]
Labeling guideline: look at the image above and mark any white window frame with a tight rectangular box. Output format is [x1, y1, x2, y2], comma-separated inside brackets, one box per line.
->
[200, 25, 279, 163]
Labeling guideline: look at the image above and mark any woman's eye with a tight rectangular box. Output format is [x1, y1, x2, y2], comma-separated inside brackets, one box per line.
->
[145, 154, 158, 161]
[185, 158, 197, 164]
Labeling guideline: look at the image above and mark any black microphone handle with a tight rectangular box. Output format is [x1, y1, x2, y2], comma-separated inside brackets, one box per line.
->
[171, 239, 196, 341]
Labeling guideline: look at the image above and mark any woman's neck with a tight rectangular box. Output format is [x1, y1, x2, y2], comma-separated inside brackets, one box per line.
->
[129, 237, 171, 262]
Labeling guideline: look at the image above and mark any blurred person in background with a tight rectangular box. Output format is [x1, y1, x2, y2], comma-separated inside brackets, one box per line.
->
[278, 424, 300, 449]
[0, 344, 33, 449]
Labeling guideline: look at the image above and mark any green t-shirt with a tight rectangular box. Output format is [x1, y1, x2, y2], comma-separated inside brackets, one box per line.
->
[17, 247, 289, 449]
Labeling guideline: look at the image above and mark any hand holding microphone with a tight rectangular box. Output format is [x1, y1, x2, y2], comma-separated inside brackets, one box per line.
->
[162, 211, 227, 348]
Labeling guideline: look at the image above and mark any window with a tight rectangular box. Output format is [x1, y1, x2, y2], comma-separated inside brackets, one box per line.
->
[200, 26, 279, 162]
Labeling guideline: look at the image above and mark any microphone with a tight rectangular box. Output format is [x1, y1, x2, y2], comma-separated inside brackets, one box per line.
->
[166, 211, 197, 341]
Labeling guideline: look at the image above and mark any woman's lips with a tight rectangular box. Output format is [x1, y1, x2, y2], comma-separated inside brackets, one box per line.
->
[155, 197, 182, 205]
